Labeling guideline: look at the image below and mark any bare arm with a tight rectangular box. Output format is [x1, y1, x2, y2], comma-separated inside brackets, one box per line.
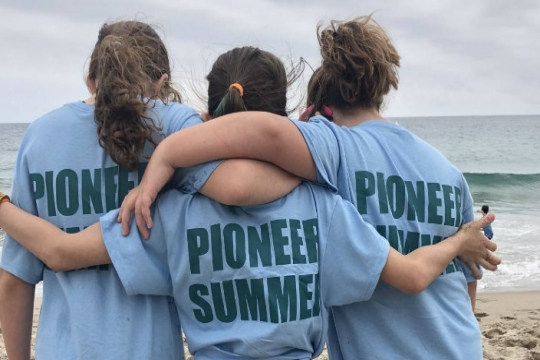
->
[119, 113, 312, 238]
[200, 159, 301, 206]
[0, 270, 34, 360]
[467, 281, 478, 311]
[159, 112, 316, 180]
[380, 213, 499, 294]
[0, 201, 110, 272]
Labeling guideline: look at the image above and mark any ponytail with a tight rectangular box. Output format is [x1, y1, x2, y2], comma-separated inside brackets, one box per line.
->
[212, 83, 247, 117]
[206, 47, 291, 118]
[88, 21, 181, 170]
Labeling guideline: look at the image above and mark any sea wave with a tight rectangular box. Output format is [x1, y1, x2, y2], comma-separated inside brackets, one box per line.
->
[464, 172, 540, 186]
[464, 173, 540, 208]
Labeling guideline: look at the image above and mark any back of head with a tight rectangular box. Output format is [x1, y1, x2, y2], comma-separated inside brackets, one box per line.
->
[206, 46, 288, 117]
[306, 15, 400, 115]
[482, 205, 489, 214]
[88, 20, 181, 170]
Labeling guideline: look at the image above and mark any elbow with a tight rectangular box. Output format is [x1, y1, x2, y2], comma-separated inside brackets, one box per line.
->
[398, 281, 425, 295]
[217, 182, 253, 206]
[251, 115, 288, 159]
[43, 243, 73, 272]
[399, 267, 430, 294]
[401, 280, 427, 295]
[209, 161, 258, 206]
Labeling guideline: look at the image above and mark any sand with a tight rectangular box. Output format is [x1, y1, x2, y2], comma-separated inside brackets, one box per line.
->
[0, 291, 538, 360]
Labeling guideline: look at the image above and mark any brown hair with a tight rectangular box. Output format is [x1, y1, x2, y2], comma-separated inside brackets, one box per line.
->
[88, 21, 181, 170]
[306, 15, 400, 116]
[206, 46, 293, 118]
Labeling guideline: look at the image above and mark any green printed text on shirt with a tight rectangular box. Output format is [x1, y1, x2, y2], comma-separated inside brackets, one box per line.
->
[186, 218, 321, 324]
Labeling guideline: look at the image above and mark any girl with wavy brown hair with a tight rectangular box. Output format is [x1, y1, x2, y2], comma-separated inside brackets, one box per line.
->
[0, 21, 296, 360]
[115, 16, 498, 360]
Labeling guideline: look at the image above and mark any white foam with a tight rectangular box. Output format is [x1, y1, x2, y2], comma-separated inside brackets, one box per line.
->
[479, 258, 540, 292]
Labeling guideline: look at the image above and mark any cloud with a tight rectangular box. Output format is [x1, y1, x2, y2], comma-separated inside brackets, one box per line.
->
[0, 0, 538, 123]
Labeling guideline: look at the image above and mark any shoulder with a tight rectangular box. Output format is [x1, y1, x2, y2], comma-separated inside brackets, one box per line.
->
[151, 101, 203, 133]
[22, 102, 94, 141]
[152, 101, 198, 119]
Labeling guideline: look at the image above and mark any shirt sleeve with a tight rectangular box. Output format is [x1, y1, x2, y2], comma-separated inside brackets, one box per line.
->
[317, 191, 390, 307]
[162, 104, 222, 194]
[0, 131, 45, 284]
[291, 117, 341, 192]
[168, 161, 221, 194]
[101, 208, 173, 297]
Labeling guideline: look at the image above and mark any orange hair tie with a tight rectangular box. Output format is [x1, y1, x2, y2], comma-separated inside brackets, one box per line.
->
[229, 83, 244, 97]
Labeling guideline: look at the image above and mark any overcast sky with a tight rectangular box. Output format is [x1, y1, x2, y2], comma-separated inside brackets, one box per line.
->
[0, 0, 538, 123]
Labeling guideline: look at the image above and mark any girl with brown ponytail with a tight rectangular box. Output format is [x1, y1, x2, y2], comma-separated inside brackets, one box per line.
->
[0, 21, 296, 360]
[118, 15, 498, 360]
[87, 20, 180, 170]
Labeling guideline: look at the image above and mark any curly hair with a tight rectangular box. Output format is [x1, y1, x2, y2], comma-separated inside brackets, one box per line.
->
[306, 15, 400, 116]
[87, 21, 181, 170]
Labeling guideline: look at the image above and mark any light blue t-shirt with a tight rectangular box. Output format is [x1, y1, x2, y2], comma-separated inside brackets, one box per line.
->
[100, 184, 390, 360]
[1, 100, 219, 360]
[292, 117, 481, 360]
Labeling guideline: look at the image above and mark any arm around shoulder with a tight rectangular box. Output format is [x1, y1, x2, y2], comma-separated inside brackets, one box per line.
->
[200, 159, 301, 206]
[0, 200, 110, 272]
[158, 112, 317, 181]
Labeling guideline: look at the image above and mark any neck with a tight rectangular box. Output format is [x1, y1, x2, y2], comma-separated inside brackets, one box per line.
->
[84, 94, 96, 105]
[332, 107, 387, 127]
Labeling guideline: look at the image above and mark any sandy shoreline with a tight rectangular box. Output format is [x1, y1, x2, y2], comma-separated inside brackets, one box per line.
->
[0, 291, 538, 360]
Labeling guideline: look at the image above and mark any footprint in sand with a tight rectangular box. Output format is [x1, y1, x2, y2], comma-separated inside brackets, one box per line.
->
[530, 351, 540, 360]
[526, 328, 540, 337]
[483, 327, 506, 339]
[522, 339, 537, 350]
[502, 337, 537, 350]
[475, 312, 489, 318]
[501, 316, 516, 320]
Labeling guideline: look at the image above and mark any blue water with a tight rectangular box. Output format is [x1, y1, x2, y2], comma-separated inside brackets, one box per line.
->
[1, 115, 539, 292]
[396, 115, 540, 292]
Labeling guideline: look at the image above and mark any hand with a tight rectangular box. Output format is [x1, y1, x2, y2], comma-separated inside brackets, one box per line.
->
[456, 213, 501, 279]
[117, 181, 159, 239]
[117, 149, 175, 239]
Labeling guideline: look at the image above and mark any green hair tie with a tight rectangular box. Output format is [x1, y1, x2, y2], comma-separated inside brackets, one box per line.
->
[212, 96, 227, 118]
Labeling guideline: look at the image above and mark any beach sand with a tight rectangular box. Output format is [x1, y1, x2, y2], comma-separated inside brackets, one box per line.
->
[0, 291, 538, 360]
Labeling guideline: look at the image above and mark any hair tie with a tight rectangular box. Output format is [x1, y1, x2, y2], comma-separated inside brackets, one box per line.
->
[229, 83, 244, 97]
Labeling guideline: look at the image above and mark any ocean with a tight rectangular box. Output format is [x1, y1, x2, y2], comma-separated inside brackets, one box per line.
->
[0, 115, 539, 293]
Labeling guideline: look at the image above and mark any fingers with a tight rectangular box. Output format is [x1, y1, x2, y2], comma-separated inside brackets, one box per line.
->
[476, 251, 501, 272]
[487, 252, 502, 266]
[143, 209, 153, 231]
[466, 261, 483, 279]
[119, 189, 139, 236]
[134, 198, 153, 240]
[484, 239, 497, 252]
[475, 213, 495, 229]
[120, 204, 133, 236]
[477, 258, 497, 272]
[135, 208, 149, 240]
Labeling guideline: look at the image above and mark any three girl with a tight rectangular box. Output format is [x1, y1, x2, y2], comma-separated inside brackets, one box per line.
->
[0, 16, 499, 360]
